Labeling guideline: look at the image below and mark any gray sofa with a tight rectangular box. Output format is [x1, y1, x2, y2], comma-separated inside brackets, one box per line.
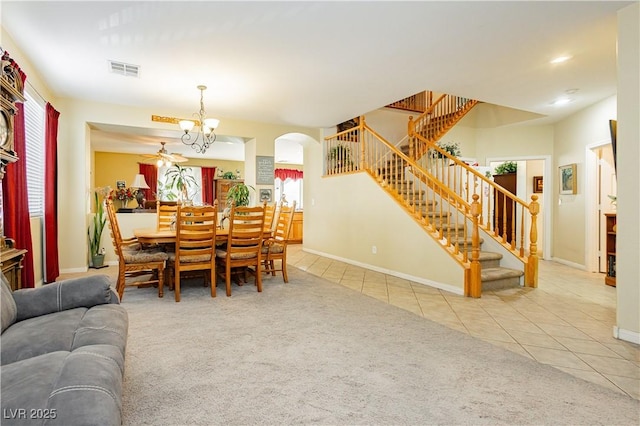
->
[1, 274, 128, 425]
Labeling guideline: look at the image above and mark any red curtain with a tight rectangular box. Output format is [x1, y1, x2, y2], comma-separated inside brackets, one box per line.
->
[274, 168, 303, 181]
[2, 102, 35, 288]
[201, 167, 216, 205]
[138, 163, 156, 201]
[44, 103, 60, 283]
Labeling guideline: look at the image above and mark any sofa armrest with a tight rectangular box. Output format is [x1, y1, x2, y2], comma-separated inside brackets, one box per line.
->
[12, 275, 118, 322]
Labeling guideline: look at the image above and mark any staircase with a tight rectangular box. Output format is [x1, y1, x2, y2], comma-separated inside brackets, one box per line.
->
[324, 91, 540, 297]
[381, 144, 524, 292]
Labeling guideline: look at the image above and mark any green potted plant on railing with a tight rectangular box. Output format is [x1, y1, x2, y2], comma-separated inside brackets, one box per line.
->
[432, 141, 461, 159]
[328, 144, 354, 173]
[88, 187, 109, 268]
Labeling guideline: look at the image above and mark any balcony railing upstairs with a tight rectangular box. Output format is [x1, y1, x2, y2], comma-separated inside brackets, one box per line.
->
[386, 91, 433, 113]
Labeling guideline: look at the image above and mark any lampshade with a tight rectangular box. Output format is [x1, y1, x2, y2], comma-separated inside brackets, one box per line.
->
[131, 174, 150, 189]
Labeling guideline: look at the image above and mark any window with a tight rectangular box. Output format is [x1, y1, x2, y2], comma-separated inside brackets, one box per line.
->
[24, 90, 45, 217]
[274, 177, 303, 209]
[157, 165, 203, 205]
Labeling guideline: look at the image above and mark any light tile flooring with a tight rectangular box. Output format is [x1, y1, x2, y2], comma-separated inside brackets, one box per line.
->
[286, 245, 640, 400]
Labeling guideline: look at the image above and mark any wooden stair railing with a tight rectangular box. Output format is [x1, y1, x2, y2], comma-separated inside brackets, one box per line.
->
[325, 117, 484, 296]
[323, 92, 539, 295]
[407, 129, 539, 288]
[408, 94, 479, 159]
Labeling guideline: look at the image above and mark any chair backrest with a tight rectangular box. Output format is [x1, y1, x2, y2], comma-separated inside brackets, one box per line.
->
[264, 203, 277, 231]
[273, 200, 296, 243]
[157, 200, 178, 230]
[226, 202, 266, 259]
[175, 204, 217, 265]
[105, 198, 125, 259]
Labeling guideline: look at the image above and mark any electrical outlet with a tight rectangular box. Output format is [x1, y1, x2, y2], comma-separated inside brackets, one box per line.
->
[372, 245, 377, 254]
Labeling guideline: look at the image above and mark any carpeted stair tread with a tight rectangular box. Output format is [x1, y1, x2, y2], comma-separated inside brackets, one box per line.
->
[481, 267, 524, 291]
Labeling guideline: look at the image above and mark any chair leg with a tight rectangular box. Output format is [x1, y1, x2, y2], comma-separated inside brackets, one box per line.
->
[210, 266, 216, 298]
[282, 258, 289, 283]
[225, 262, 232, 297]
[270, 260, 276, 276]
[158, 265, 164, 298]
[174, 267, 181, 302]
[117, 266, 126, 300]
[256, 260, 263, 293]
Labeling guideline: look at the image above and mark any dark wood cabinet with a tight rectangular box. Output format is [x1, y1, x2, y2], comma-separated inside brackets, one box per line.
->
[214, 179, 244, 207]
[493, 173, 517, 244]
[604, 213, 616, 287]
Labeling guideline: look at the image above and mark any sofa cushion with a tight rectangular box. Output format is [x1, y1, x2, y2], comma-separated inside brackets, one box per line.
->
[1, 305, 128, 366]
[1, 351, 68, 425]
[1, 345, 124, 426]
[12, 275, 115, 322]
[1, 275, 17, 333]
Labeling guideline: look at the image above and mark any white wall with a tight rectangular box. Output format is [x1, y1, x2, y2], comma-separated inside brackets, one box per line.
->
[615, 3, 640, 342]
[553, 96, 617, 267]
[304, 134, 465, 293]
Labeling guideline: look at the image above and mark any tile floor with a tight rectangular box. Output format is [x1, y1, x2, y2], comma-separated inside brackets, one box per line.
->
[286, 245, 640, 400]
[60, 245, 639, 400]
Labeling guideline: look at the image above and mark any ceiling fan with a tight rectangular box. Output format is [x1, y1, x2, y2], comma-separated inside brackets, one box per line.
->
[141, 142, 188, 167]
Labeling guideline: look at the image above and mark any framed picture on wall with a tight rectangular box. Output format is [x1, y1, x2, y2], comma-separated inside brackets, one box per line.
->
[533, 176, 543, 193]
[116, 180, 126, 189]
[259, 189, 272, 203]
[559, 164, 577, 195]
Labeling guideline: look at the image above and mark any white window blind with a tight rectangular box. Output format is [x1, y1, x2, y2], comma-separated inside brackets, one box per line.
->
[24, 90, 45, 217]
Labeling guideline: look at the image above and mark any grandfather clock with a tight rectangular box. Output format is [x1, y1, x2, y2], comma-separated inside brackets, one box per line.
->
[1, 49, 27, 290]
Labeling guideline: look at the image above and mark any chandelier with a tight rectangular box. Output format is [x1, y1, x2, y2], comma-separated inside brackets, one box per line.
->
[179, 85, 220, 154]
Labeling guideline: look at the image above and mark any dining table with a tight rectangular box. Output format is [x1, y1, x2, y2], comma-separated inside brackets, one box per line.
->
[133, 227, 272, 245]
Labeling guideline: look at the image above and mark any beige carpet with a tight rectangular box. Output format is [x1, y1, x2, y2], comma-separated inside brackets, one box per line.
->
[119, 268, 639, 425]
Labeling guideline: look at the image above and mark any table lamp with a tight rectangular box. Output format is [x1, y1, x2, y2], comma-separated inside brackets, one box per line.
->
[131, 174, 150, 208]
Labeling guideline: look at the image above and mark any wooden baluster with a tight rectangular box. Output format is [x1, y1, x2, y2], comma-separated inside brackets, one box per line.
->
[469, 194, 482, 298]
[510, 198, 517, 250]
[359, 116, 365, 172]
[519, 205, 526, 257]
[526, 195, 540, 288]
[408, 116, 414, 160]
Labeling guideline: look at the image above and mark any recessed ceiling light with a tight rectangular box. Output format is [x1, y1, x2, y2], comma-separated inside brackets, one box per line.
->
[550, 56, 572, 64]
[552, 97, 572, 106]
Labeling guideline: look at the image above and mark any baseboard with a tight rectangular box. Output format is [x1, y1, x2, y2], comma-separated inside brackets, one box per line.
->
[59, 266, 88, 274]
[550, 257, 587, 271]
[302, 247, 464, 296]
[613, 326, 640, 344]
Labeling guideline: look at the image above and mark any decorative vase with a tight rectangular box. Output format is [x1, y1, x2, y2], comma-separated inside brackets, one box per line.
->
[91, 254, 105, 268]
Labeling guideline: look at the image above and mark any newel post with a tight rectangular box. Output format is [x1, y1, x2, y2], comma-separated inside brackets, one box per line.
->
[469, 194, 482, 298]
[407, 116, 415, 159]
[525, 194, 539, 288]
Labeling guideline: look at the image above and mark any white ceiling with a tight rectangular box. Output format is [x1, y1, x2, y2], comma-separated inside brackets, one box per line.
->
[1, 1, 630, 163]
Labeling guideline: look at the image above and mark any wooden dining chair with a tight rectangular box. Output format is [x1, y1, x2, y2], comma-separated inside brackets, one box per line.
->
[167, 203, 217, 302]
[157, 200, 178, 230]
[215, 202, 266, 297]
[263, 202, 280, 233]
[262, 200, 296, 282]
[105, 198, 168, 300]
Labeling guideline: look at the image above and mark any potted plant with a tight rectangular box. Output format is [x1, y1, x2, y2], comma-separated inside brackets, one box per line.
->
[88, 187, 109, 268]
[226, 182, 254, 207]
[432, 141, 461, 159]
[328, 144, 354, 172]
[163, 164, 199, 202]
[494, 161, 517, 175]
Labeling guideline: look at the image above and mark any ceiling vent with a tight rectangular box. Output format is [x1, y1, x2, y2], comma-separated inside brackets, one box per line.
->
[109, 60, 140, 77]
